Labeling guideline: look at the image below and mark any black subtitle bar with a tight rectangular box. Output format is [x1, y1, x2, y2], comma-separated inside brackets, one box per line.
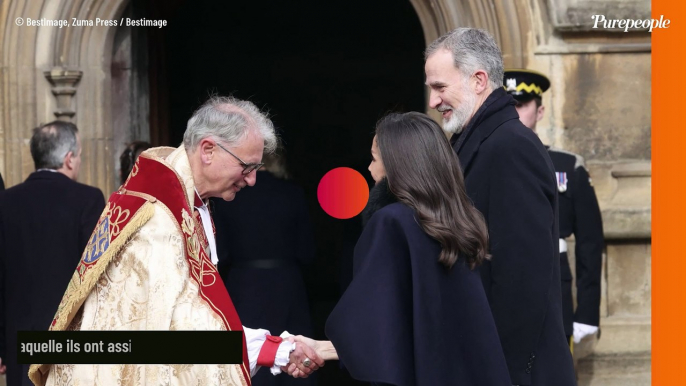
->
[17, 331, 243, 364]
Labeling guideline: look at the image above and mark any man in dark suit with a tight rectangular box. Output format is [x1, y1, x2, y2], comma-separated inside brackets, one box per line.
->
[504, 69, 604, 347]
[424, 28, 575, 385]
[0, 121, 105, 386]
[213, 150, 317, 386]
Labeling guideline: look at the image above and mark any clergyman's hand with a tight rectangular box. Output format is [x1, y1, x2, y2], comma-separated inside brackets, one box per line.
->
[281, 336, 324, 378]
[0, 357, 6, 374]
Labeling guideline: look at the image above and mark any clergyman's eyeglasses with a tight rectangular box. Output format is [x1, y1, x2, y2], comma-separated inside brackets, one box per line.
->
[215, 142, 264, 175]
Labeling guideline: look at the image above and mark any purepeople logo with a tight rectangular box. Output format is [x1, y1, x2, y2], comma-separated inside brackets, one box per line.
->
[591, 15, 671, 32]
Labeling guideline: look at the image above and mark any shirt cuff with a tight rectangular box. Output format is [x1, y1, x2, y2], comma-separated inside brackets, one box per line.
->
[270, 331, 295, 375]
[244, 326, 295, 377]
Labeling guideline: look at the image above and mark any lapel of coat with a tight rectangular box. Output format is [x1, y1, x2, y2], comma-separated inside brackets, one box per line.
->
[452, 89, 520, 174]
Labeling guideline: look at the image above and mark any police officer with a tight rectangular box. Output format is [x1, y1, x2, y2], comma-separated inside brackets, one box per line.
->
[504, 69, 605, 346]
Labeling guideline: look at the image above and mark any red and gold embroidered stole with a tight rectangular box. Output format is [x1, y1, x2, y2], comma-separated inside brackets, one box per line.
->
[29, 153, 251, 386]
[123, 154, 251, 382]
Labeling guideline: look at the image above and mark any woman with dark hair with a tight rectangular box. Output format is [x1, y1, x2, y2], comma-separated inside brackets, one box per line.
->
[289, 112, 511, 385]
[119, 141, 151, 185]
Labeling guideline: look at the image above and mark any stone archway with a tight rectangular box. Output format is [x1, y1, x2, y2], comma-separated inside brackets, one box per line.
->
[0, 0, 531, 193]
[1, 0, 130, 193]
[409, 0, 529, 67]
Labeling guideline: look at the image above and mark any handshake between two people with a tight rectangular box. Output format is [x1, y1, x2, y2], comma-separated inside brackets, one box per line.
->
[281, 335, 338, 378]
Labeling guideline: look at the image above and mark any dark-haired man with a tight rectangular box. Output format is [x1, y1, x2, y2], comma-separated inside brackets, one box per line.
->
[0, 121, 105, 386]
[424, 28, 576, 385]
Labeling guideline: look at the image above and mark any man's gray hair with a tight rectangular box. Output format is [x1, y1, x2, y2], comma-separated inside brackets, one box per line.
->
[183, 96, 278, 154]
[425, 28, 504, 90]
[30, 121, 79, 170]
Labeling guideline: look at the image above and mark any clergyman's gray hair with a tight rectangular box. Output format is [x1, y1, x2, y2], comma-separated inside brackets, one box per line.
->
[30, 120, 79, 170]
[183, 96, 278, 154]
[425, 28, 504, 90]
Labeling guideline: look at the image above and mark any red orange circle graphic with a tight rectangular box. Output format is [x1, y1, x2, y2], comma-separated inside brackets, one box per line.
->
[317, 167, 369, 219]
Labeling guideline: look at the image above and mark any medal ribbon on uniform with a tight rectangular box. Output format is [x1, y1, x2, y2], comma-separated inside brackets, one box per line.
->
[556, 172, 568, 193]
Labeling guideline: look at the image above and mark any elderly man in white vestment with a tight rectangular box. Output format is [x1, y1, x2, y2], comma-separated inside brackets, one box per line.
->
[28, 96, 324, 386]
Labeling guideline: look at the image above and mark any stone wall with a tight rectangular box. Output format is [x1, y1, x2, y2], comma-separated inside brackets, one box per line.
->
[524, 1, 651, 384]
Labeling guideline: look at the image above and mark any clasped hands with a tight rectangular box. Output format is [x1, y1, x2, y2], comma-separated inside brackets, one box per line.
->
[281, 335, 337, 378]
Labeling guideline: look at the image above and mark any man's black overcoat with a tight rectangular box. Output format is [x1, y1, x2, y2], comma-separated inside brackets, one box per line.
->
[452, 88, 576, 385]
[0, 171, 104, 386]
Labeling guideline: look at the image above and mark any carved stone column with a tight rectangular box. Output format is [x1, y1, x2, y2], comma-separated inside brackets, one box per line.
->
[44, 68, 83, 121]
[574, 161, 652, 385]
[603, 162, 652, 239]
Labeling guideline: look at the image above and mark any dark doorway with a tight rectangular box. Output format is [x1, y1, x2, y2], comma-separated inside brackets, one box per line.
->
[145, 0, 425, 383]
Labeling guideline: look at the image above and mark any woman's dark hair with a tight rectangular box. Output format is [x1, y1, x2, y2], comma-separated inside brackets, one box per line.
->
[375, 112, 490, 269]
[120, 141, 151, 185]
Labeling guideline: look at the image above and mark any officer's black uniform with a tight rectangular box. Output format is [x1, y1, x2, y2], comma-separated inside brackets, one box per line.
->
[547, 147, 604, 336]
[505, 69, 605, 338]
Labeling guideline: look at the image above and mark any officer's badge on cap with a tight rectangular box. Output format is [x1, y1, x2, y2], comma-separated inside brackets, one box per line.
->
[503, 69, 550, 102]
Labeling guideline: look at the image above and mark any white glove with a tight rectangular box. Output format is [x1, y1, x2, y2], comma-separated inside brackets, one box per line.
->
[573, 322, 598, 344]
